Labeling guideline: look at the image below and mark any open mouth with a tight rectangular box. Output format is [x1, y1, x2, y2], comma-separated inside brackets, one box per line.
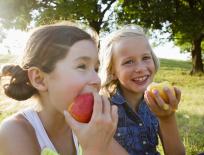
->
[132, 75, 149, 85]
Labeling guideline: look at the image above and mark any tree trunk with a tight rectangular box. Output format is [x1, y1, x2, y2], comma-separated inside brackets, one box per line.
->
[89, 21, 101, 48]
[190, 35, 204, 74]
[89, 21, 101, 35]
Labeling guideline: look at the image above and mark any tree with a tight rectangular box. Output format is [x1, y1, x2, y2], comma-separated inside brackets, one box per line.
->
[0, 0, 117, 34]
[116, 0, 204, 74]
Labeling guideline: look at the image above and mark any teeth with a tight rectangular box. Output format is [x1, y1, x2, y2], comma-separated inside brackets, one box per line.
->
[134, 76, 147, 82]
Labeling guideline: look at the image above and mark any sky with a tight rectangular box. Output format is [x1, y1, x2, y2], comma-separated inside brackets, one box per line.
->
[0, 29, 191, 61]
[153, 41, 190, 60]
[0, 29, 28, 55]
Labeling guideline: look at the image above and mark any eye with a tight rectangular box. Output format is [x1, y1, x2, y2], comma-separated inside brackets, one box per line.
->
[143, 55, 152, 60]
[94, 67, 99, 73]
[77, 64, 87, 70]
[123, 59, 134, 65]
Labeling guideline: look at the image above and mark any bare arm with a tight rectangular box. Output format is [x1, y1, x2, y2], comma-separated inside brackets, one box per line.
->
[144, 86, 185, 155]
[83, 139, 129, 155]
[107, 139, 129, 155]
[158, 115, 185, 155]
[0, 116, 40, 155]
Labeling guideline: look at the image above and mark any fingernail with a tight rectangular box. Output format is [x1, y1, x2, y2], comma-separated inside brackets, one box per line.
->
[153, 89, 158, 94]
[163, 87, 168, 91]
[172, 108, 177, 112]
[162, 103, 169, 110]
[64, 110, 68, 116]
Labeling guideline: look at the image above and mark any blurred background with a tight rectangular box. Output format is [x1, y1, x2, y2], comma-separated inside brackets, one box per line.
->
[0, 0, 203, 154]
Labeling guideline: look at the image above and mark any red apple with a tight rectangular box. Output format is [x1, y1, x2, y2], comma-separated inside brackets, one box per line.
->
[68, 93, 94, 123]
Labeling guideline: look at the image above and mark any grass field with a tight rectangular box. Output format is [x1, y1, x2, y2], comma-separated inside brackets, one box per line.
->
[155, 59, 204, 155]
[0, 54, 204, 155]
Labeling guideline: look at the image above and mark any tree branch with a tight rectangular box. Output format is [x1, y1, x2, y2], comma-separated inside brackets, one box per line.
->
[100, 0, 117, 20]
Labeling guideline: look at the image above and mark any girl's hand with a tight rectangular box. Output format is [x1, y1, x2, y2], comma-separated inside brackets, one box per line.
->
[64, 92, 118, 155]
[144, 86, 181, 119]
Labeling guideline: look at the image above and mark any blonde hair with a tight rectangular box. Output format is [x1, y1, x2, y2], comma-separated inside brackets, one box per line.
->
[99, 25, 160, 97]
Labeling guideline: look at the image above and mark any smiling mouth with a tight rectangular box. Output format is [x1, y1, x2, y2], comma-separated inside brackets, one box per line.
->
[132, 75, 149, 84]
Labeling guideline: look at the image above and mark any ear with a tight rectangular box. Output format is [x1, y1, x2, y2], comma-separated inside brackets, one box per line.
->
[110, 73, 117, 80]
[110, 64, 117, 80]
[27, 67, 48, 91]
[112, 74, 118, 80]
[110, 68, 117, 80]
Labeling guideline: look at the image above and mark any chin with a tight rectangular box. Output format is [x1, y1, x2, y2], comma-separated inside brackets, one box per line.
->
[130, 87, 146, 94]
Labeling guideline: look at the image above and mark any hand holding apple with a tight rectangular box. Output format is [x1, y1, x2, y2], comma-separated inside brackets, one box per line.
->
[64, 93, 119, 155]
[147, 81, 176, 111]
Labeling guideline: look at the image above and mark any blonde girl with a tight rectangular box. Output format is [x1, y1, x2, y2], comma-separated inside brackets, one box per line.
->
[99, 25, 185, 155]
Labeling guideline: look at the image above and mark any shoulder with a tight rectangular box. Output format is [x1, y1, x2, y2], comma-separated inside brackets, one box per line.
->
[0, 113, 40, 154]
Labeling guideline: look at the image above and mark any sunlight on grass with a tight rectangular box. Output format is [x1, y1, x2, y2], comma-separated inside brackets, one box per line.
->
[154, 58, 204, 155]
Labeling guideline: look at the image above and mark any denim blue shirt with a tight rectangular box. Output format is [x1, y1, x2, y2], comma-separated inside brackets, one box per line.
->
[111, 89, 160, 155]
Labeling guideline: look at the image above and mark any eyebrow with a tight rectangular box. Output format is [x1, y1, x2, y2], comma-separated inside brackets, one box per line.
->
[75, 56, 99, 65]
[75, 56, 92, 61]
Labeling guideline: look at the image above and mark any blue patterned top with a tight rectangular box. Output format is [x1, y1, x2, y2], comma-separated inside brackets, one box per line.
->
[111, 88, 160, 155]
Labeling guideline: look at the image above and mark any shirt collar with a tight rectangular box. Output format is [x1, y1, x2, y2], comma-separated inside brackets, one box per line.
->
[111, 87, 146, 108]
[111, 88, 127, 105]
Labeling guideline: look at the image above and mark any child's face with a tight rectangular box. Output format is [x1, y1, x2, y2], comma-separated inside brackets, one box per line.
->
[45, 40, 100, 112]
[112, 37, 156, 95]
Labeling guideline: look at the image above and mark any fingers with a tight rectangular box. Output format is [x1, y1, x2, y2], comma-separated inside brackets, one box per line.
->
[174, 87, 181, 102]
[102, 96, 118, 125]
[164, 86, 180, 111]
[151, 89, 170, 110]
[145, 86, 180, 117]
[91, 92, 103, 119]
[111, 105, 118, 128]
[102, 96, 111, 116]
[91, 93, 118, 125]
[144, 91, 158, 111]
[64, 111, 80, 132]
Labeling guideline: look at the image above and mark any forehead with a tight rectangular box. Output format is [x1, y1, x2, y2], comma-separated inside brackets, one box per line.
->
[112, 36, 151, 57]
[68, 40, 98, 60]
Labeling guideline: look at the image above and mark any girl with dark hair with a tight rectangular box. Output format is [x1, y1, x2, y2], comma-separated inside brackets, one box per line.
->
[0, 23, 128, 155]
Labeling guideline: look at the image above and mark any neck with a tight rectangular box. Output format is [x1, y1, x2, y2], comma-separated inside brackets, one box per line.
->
[120, 88, 144, 112]
[36, 95, 71, 136]
[38, 108, 70, 137]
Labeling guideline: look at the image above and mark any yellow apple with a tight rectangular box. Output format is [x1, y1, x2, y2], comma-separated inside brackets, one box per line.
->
[147, 81, 176, 110]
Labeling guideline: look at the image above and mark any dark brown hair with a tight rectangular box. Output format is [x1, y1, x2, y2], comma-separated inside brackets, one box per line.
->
[1, 23, 94, 101]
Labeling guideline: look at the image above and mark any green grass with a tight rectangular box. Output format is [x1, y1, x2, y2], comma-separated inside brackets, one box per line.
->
[0, 55, 204, 155]
[155, 59, 204, 155]
[0, 54, 18, 64]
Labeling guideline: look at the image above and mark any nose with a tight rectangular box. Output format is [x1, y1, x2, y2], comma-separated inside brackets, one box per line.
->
[134, 62, 146, 73]
[90, 70, 101, 89]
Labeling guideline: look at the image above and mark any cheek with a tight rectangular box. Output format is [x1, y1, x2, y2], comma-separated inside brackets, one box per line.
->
[50, 76, 85, 103]
[62, 77, 85, 95]
[117, 69, 130, 82]
[119, 66, 132, 74]
[150, 63, 156, 74]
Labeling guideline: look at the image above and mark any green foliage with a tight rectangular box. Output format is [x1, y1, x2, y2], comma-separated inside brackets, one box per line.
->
[116, 0, 204, 42]
[0, 0, 38, 29]
[0, 0, 118, 33]
[116, 0, 204, 73]
[116, 0, 174, 29]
